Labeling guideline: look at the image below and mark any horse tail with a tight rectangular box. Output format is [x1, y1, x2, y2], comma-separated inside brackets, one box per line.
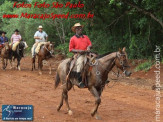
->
[55, 72, 60, 89]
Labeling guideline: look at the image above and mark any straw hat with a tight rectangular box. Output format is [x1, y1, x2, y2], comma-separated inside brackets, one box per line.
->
[38, 25, 43, 29]
[71, 23, 84, 32]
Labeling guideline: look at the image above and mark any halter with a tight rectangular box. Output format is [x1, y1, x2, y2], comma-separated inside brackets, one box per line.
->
[116, 52, 130, 75]
[44, 44, 53, 55]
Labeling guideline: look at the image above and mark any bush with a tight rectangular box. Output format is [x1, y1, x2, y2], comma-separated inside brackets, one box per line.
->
[55, 42, 73, 57]
[135, 60, 153, 72]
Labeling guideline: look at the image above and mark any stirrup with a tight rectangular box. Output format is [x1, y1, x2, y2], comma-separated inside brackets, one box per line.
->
[78, 82, 85, 88]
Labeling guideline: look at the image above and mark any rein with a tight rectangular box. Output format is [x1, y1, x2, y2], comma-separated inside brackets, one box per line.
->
[89, 52, 128, 88]
[44, 45, 53, 55]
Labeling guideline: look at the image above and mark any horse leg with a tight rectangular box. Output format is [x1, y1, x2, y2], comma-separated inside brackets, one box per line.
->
[5, 59, 8, 69]
[57, 82, 73, 115]
[2, 57, 5, 70]
[17, 58, 21, 71]
[31, 57, 35, 71]
[10, 59, 13, 69]
[49, 63, 52, 75]
[89, 86, 101, 119]
[38, 57, 42, 75]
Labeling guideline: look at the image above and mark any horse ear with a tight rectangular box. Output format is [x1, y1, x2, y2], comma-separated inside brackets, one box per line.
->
[122, 47, 126, 52]
[119, 48, 122, 53]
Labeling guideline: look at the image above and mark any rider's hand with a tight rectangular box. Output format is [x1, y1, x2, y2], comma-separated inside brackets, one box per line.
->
[87, 47, 91, 52]
[40, 37, 43, 40]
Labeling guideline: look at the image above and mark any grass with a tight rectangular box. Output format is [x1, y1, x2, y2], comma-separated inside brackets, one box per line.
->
[135, 60, 153, 72]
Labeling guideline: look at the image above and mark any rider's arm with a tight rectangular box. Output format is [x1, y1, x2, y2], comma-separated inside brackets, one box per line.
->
[19, 35, 22, 42]
[46, 36, 48, 42]
[34, 31, 41, 40]
[86, 36, 92, 51]
[45, 32, 48, 41]
[10, 35, 13, 44]
[34, 37, 41, 39]
[71, 49, 85, 53]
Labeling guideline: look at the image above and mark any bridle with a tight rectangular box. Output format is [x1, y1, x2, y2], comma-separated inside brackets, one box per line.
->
[116, 52, 130, 75]
[44, 44, 53, 55]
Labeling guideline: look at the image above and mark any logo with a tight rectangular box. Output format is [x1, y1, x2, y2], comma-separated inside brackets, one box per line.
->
[2, 105, 33, 121]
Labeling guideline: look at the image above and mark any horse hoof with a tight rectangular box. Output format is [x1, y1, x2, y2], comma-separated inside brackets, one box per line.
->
[94, 113, 102, 120]
[39, 72, 42, 75]
[18, 67, 21, 71]
[68, 110, 73, 116]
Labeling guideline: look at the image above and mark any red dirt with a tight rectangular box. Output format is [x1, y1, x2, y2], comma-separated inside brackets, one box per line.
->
[0, 57, 162, 122]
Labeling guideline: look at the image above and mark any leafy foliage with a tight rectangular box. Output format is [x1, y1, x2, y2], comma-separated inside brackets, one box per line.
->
[135, 60, 153, 72]
[0, 0, 162, 59]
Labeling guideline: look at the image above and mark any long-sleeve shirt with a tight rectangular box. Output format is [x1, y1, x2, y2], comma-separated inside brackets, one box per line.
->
[0, 36, 8, 45]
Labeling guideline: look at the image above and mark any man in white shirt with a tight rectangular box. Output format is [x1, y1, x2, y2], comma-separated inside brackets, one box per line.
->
[32, 25, 48, 58]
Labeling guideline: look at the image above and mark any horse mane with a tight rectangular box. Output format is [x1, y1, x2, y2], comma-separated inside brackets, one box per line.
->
[96, 51, 112, 59]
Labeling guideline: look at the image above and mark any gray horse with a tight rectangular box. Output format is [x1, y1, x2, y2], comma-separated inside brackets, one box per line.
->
[55, 47, 131, 119]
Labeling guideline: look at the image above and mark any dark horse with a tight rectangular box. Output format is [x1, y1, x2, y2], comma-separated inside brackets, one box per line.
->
[55, 47, 131, 119]
[1, 42, 12, 69]
[12, 41, 25, 70]
[31, 42, 54, 75]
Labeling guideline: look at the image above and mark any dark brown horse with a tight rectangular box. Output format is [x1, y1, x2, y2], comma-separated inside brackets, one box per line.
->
[1, 42, 12, 70]
[55, 47, 131, 119]
[32, 42, 54, 75]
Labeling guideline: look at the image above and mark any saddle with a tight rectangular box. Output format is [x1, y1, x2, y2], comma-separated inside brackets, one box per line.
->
[66, 52, 98, 87]
[35, 42, 50, 54]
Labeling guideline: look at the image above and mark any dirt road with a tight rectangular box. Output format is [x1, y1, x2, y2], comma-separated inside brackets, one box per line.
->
[0, 57, 162, 122]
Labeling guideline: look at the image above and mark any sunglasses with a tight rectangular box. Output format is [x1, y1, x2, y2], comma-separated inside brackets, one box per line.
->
[76, 27, 82, 30]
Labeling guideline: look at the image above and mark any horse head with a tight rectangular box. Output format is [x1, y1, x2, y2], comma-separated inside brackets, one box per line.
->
[4, 42, 10, 51]
[46, 42, 54, 55]
[115, 47, 132, 77]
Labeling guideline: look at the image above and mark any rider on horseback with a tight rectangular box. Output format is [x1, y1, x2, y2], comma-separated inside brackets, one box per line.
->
[69, 23, 92, 88]
[0, 31, 8, 48]
[11, 29, 22, 50]
[32, 25, 48, 58]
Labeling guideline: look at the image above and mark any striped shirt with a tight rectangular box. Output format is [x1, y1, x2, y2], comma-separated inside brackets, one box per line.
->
[11, 34, 22, 43]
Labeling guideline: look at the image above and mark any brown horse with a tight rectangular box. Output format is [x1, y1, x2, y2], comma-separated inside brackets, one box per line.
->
[32, 42, 54, 75]
[55, 47, 131, 119]
[1, 42, 12, 70]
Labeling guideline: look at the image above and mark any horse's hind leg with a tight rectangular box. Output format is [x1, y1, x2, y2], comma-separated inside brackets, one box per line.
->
[57, 91, 64, 111]
[89, 86, 101, 120]
[57, 82, 73, 115]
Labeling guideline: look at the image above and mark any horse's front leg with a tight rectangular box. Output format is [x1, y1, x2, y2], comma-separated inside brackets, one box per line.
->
[89, 86, 101, 120]
[49, 63, 52, 75]
[17, 57, 21, 71]
[2, 57, 5, 70]
[5, 59, 8, 68]
[38, 57, 42, 75]
[31, 57, 35, 71]
[9, 58, 13, 69]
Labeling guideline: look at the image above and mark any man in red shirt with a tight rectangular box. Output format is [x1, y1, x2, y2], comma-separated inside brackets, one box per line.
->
[69, 23, 92, 88]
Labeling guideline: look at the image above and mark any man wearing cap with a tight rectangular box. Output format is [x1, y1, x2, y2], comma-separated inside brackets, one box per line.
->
[11, 29, 22, 51]
[69, 23, 92, 88]
[32, 25, 48, 58]
[0, 31, 8, 47]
